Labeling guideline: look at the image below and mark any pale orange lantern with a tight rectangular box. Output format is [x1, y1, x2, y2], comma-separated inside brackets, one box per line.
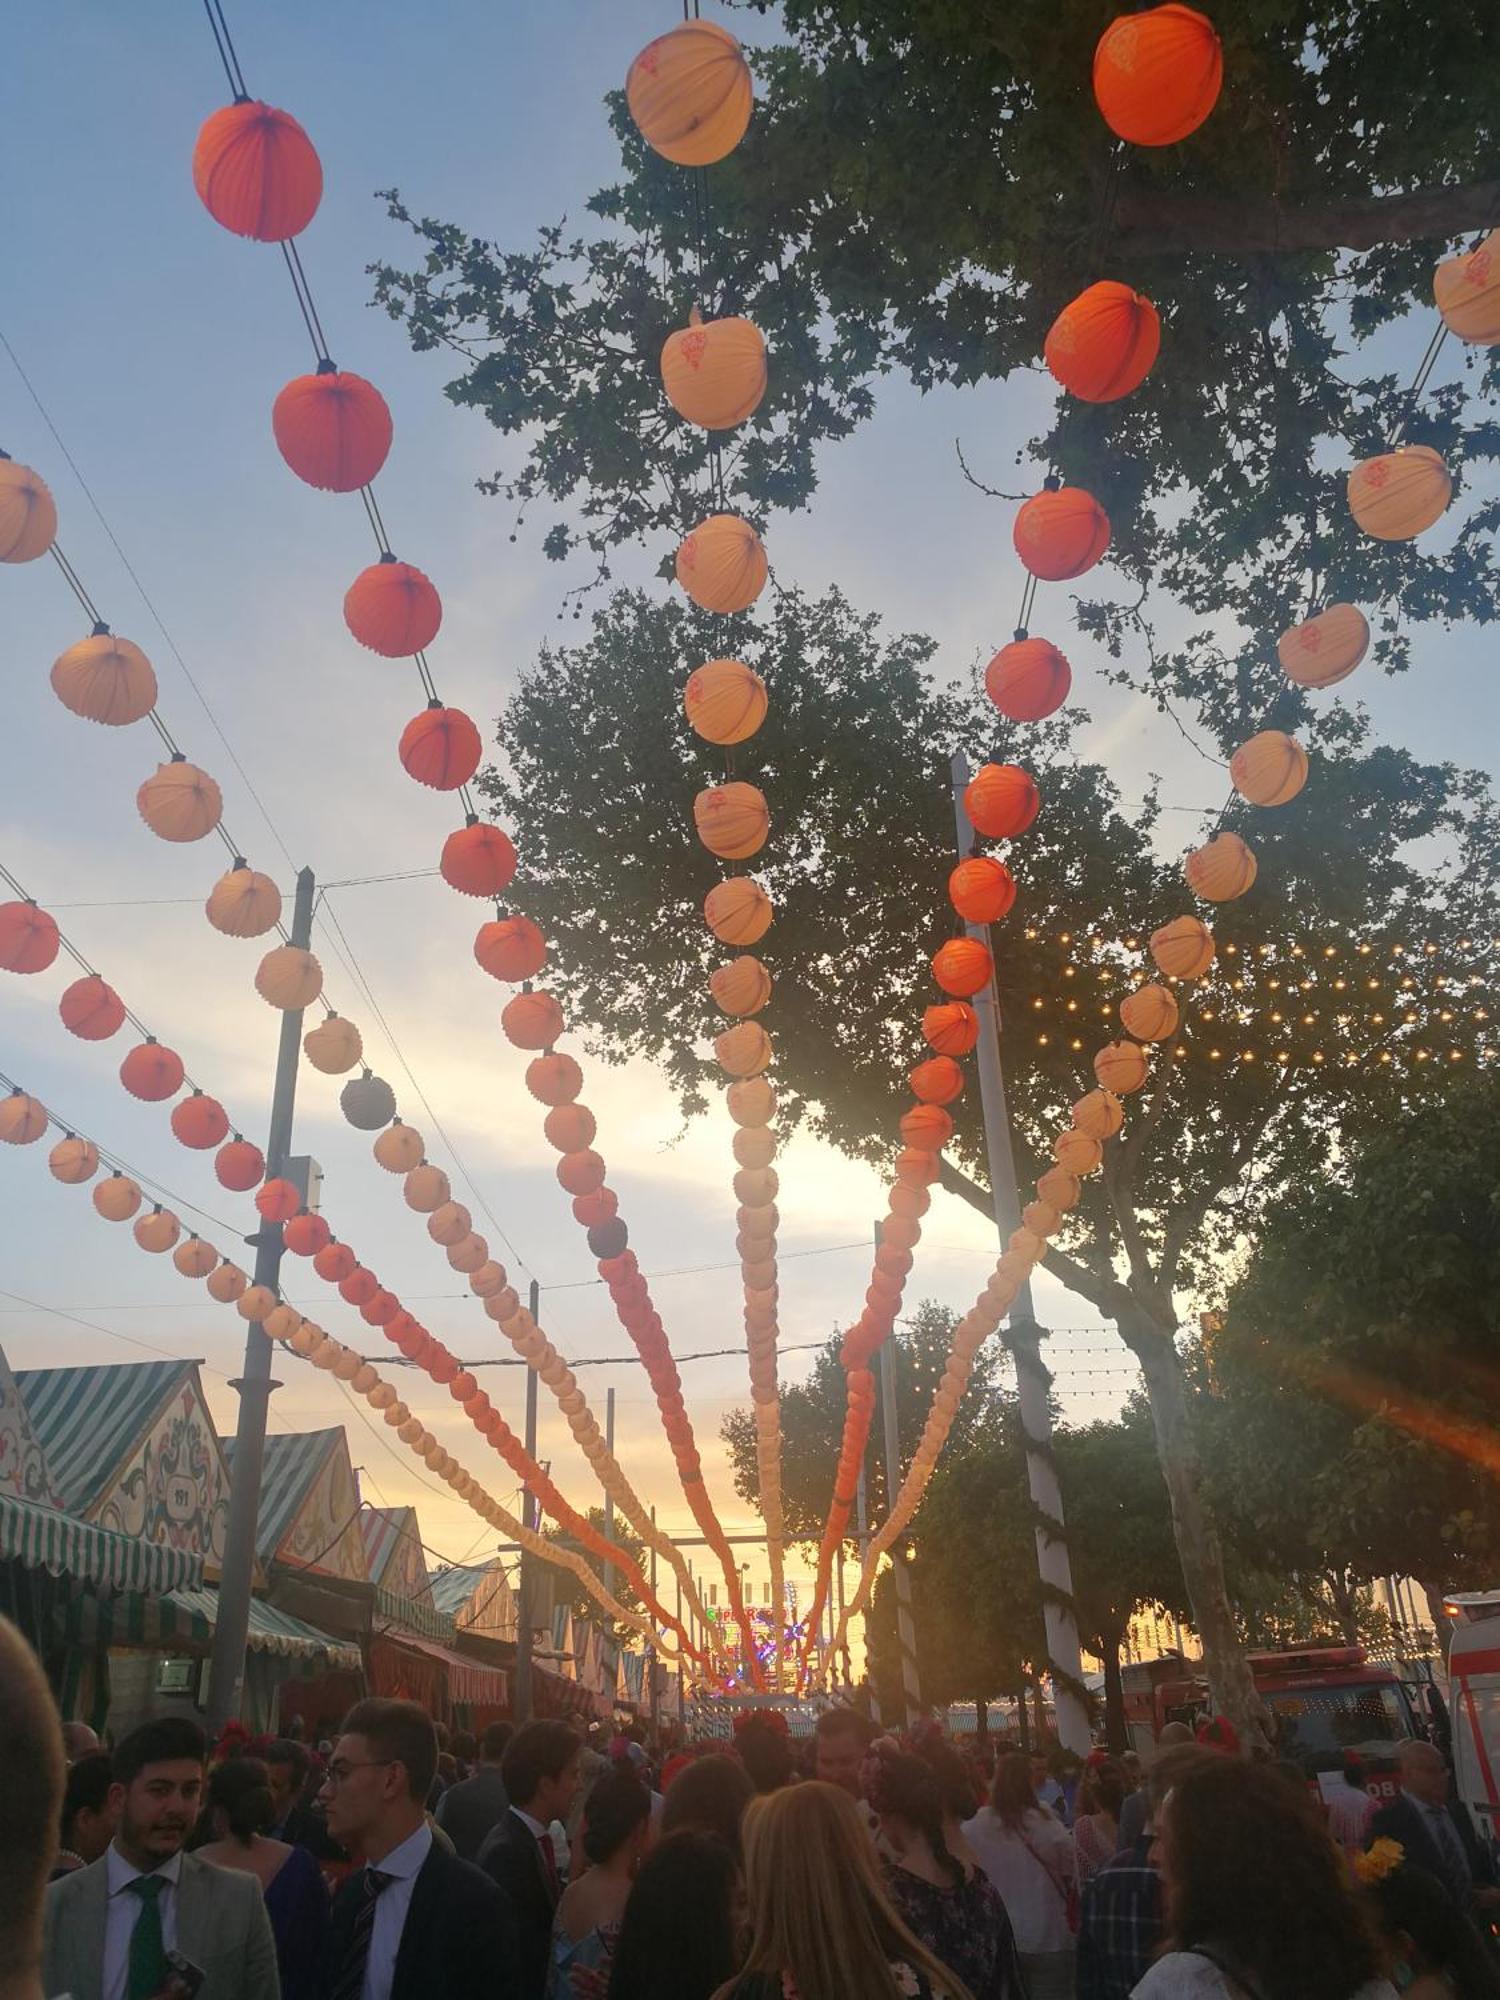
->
[343, 556, 443, 658]
[501, 990, 564, 1051]
[93, 1173, 143, 1222]
[0, 459, 57, 563]
[264, 1304, 302, 1343]
[727, 1077, 776, 1126]
[1276, 602, 1370, 690]
[0, 1091, 46, 1146]
[1347, 446, 1452, 542]
[661, 310, 767, 430]
[238, 1284, 277, 1322]
[1072, 1088, 1124, 1140]
[428, 1200, 472, 1247]
[543, 1103, 596, 1152]
[709, 955, 773, 1017]
[716, 1022, 773, 1078]
[1434, 230, 1500, 344]
[373, 1121, 424, 1173]
[138, 758, 223, 843]
[206, 1261, 247, 1303]
[273, 368, 392, 492]
[1185, 832, 1257, 903]
[134, 1207, 181, 1254]
[206, 865, 283, 938]
[255, 944, 324, 1011]
[0, 902, 59, 975]
[909, 1056, 965, 1106]
[1022, 1199, 1062, 1237]
[448, 1234, 488, 1274]
[733, 1126, 777, 1169]
[405, 1163, 451, 1213]
[1094, 1041, 1149, 1095]
[1012, 486, 1111, 581]
[1036, 1166, 1081, 1213]
[1052, 1128, 1102, 1176]
[51, 634, 158, 726]
[704, 877, 772, 945]
[626, 19, 753, 166]
[1230, 730, 1309, 808]
[694, 782, 769, 860]
[676, 514, 768, 613]
[684, 659, 768, 745]
[1120, 982, 1180, 1042]
[303, 1014, 363, 1074]
[1150, 915, 1215, 980]
[49, 1134, 99, 1183]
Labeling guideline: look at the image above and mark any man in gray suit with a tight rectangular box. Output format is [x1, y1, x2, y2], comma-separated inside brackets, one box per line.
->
[43, 1716, 279, 2000]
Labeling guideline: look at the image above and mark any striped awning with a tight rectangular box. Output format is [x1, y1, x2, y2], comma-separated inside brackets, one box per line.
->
[0, 1491, 203, 1595]
[374, 1585, 457, 1646]
[63, 1584, 362, 1672]
[375, 1630, 508, 1708]
[168, 1590, 364, 1672]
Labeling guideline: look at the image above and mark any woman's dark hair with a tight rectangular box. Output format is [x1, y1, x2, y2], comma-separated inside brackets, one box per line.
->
[735, 1715, 796, 1795]
[990, 1750, 1042, 1829]
[915, 1735, 978, 1824]
[1161, 1759, 1383, 2000]
[1083, 1756, 1127, 1822]
[606, 1830, 738, 2000]
[863, 1744, 963, 1888]
[582, 1769, 652, 1866]
[1368, 1860, 1500, 2000]
[60, 1751, 113, 1843]
[208, 1756, 275, 1843]
[659, 1752, 754, 1862]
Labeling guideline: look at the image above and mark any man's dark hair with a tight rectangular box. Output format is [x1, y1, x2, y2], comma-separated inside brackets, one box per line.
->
[1342, 1755, 1367, 1789]
[659, 1753, 753, 1861]
[452, 1729, 477, 1764]
[113, 1717, 206, 1789]
[264, 1737, 310, 1783]
[481, 1720, 514, 1764]
[340, 1698, 438, 1802]
[502, 1721, 580, 1807]
[815, 1707, 868, 1746]
[61, 1750, 113, 1843]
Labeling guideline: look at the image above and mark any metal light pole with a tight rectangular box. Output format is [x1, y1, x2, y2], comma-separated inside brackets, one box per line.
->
[876, 1266, 922, 1728]
[207, 866, 315, 1732]
[514, 1278, 541, 1724]
[951, 752, 1090, 1755]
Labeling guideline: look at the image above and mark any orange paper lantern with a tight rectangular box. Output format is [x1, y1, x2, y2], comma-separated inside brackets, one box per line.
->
[676, 514, 768, 613]
[94, 1174, 143, 1222]
[374, 1121, 425, 1173]
[716, 1022, 773, 1078]
[1044, 283, 1160, 403]
[727, 1078, 776, 1127]
[215, 1138, 265, 1191]
[170, 1093, 229, 1150]
[284, 1212, 332, 1256]
[964, 763, 1040, 841]
[626, 19, 753, 166]
[441, 822, 517, 899]
[1072, 1088, 1125, 1140]
[138, 759, 223, 843]
[502, 990, 565, 1051]
[1347, 446, 1452, 542]
[543, 1103, 596, 1153]
[206, 865, 282, 938]
[51, 634, 157, 727]
[405, 1163, 451, 1213]
[134, 1207, 181, 1254]
[49, 1134, 99, 1183]
[694, 782, 769, 860]
[932, 937, 993, 998]
[900, 1104, 953, 1150]
[0, 1091, 46, 1146]
[1185, 832, 1257, 903]
[1012, 487, 1110, 581]
[557, 1150, 607, 1197]
[192, 99, 323, 240]
[173, 1235, 218, 1278]
[272, 367, 392, 492]
[986, 638, 1072, 722]
[1094, 1042, 1149, 1095]
[1150, 916, 1215, 980]
[1276, 603, 1370, 690]
[661, 311, 767, 430]
[1053, 1129, 1102, 1176]
[1093, 5, 1223, 146]
[526, 1052, 583, 1105]
[1434, 230, 1500, 345]
[704, 877, 772, 945]
[1036, 1166, 1081, 1213]
[255, 944, 323, 1011]
[1230, 730, 1309, 808]
[58, 974, 124, 1039]
[0, 901, 60, 975]
[475, 916, 547, 984]
[256, 1177, 302, 1224]
[684, 659, 768, 745]
[921, 1001, 979, 1056]
[399, 704, 482, 791]
[0, 459, 57, 563]
[119, 1041, 185, 1102]
[206, 1261, 248, 1303]
[344, 557, 442, 657]
[948, 857, 1016, 925]
[709, 955, 773, 1017]
[909, 1056, 965, 1106]
[1120, 983, 1180, 1042]
[303, 1014, 362, 1074]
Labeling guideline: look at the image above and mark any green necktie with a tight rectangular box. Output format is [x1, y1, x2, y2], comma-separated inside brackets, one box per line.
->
[126, 1873, 170, 2000]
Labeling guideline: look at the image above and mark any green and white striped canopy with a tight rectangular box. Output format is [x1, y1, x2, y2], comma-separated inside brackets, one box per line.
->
[0, 1490, 204, 1595]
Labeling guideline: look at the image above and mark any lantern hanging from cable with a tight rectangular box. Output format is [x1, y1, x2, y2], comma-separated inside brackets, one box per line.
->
[427, 1199, 473, 1246]
[921, 1001, 979, 1056]
[441, 821, 517, 899]
[215, 1137, 264, 1191]
[1347, 446, 1453, 542]
[272, 367, 393, 492]
[205, 864, 282, 938]
[119, 1040, 185, 1102]
[695, 782, 769, 860]
[255, 1178, 302, 1225]
[138, 758, 223, 843]
[1093, 5, 1222, 146]
[0, 459, 57, 563]
[1434, 230, 1500, 344]
[626, 19, 753, 165]
[909, 1056, 965, 1106]
[685, 659, 768, 744]
[931, 937, 993, 998]
[1276, 603, 1369, 690]
[404, 1163, 451, 1214]
[399, 703, 482, 791]
[0, 1091, 45, 1145]
[1185, 831, 1257, 902]
[170, 1092, 230, 1150]
[192, 99, 323, 240]
[344, 556, 443, 657]
[676, 514, 768, 613]
[965, 763, 1040, 840]
[134, 1207, 181, 1254]
[1053, 1128, 1102, 1176]
[716, 1022, 773, 1078]
[0, 901, 60, 975]
[1094, 1041, 1149, 1095]
[1045, 282, 1160, 403]
[205, 1261, 248, 1303]
[502, 990, 565, 1051]
[709, 955, 772, 1017]
[985, 638, 1072, 722]
[255, 944, 324, 1011]
[948, 857, 1016, 925]
[49, 1134, 99, 1182]
[704, 877, 773, 945]
[526, 1052, 584, 1106]
[900, 1104, 952, 1151]
[1073, 1087, 1125, 1139]
[1013, 487, 1111, 580]
[1149, 915, 1215, 980]
[374, 1121, 425, 1173]
[661, 310, 767, 430]
[1120, 982, 1180, 1042]
[475, 916, 547, 983]
[341, 1070, 397, 1130]
[51, 634, 158, 727]
[284, 1212, 331, 1256]
[304, 1014, 363, 1075]
[57, 974, 126, 1040]
[1230, 730, 1309, 808]
[173, 1235, 218, 1278]
[93, 1174, 142, 1222]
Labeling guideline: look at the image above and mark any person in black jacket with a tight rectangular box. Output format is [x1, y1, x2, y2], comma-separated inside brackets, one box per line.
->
[477, 1721, 582, 2000]
[320, 1697, 517, 2000]
[436, 1721, 513, 1862]
[1367, 1739, 1500, 1926]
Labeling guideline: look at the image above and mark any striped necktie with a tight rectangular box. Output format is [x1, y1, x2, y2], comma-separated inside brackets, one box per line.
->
[331, 1866, 393, 2000]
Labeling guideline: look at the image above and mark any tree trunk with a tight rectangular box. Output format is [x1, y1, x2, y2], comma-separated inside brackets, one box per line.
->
[1326, 1571, 1362, 1647]
[1125, 1307, 1271, 1752]
[1101, 1627, 1128, 1755]
[1111, 179, 1500, 257]
[1420, 1578, 1456, 1664]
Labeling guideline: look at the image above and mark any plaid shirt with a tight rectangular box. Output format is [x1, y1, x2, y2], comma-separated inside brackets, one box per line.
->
[1075, 1835, 1162, 2000]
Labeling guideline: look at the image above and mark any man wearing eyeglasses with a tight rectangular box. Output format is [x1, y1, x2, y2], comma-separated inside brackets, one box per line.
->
[319, 1697, 517, 2000]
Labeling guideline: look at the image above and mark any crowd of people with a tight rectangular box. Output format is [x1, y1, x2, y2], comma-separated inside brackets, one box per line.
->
[4, 1612, 1500, 2000]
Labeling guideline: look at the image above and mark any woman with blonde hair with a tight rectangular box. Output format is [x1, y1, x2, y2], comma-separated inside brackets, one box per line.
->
[710, 1780, 975, 2000]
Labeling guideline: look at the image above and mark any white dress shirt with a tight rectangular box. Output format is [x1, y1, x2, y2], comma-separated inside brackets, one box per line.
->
[103, 1845, 182, 2000]
[363, 1820, 433, 2000]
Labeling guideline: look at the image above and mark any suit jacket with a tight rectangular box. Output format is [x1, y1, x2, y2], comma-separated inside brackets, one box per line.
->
[43, 1849, 280, 2000]
[324, 1841, 517, 2000]
[1368, 1790, 1497, 1904]
[435, 1763, 511, 1863]
[477, 1809, 558, 2000]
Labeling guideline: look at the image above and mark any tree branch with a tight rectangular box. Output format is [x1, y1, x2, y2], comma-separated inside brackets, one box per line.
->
[1111, 180, 1500, 258]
